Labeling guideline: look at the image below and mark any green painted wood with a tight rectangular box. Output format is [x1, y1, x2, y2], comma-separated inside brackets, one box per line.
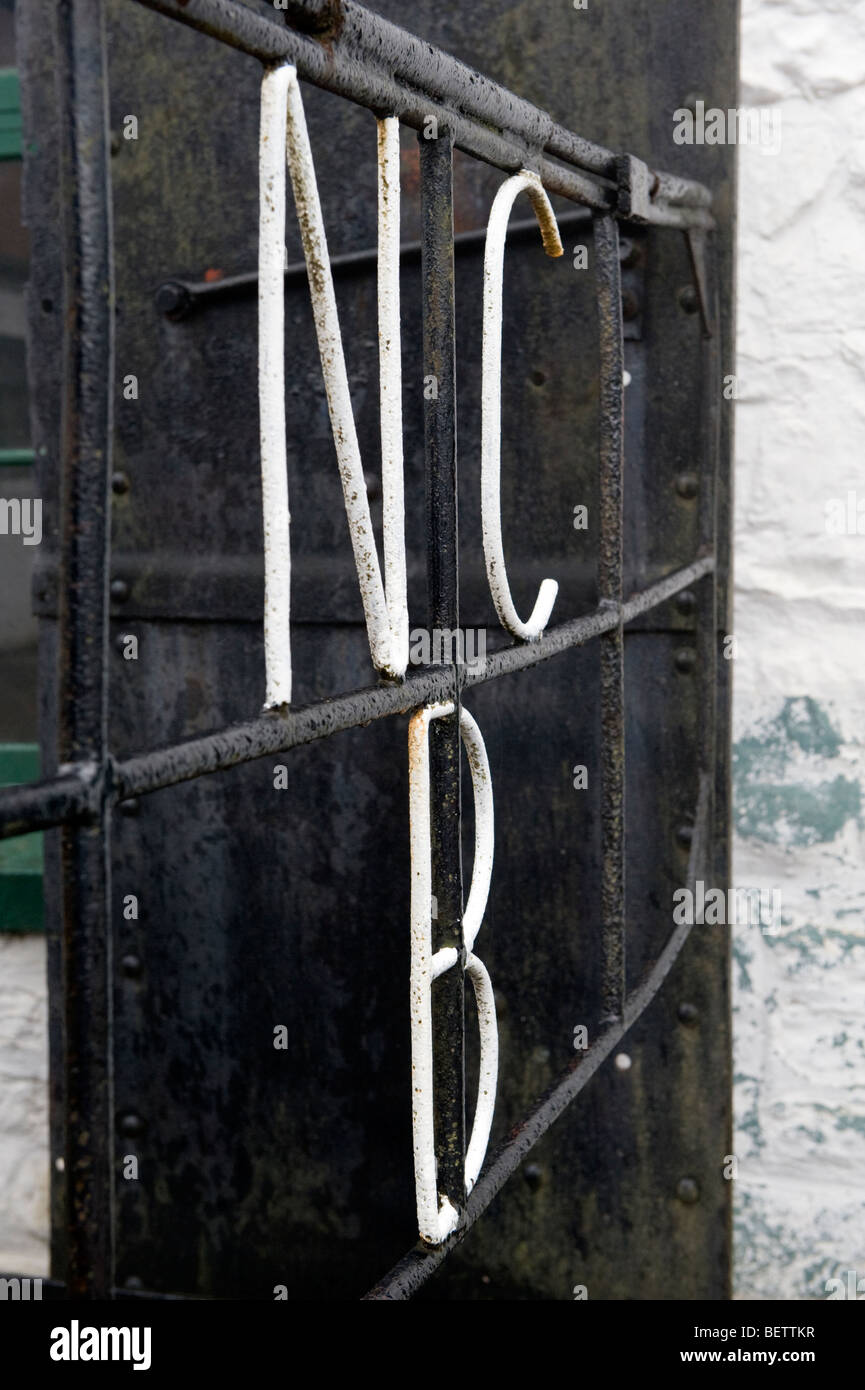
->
[0, 69, 22, 161]
[0, 744, 44, 933]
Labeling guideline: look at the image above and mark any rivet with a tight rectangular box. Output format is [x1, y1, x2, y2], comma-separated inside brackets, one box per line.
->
[621, 289, 640, 322]
[678, 1002, 699, 1026]
[118, 797, 140, 817]
[124, 1275, 144, 1290]
[675, 648, 696, 674]
[523, 1163, 543, 1192]
[154, 281, 191, 318]
[675, 472, 699, 499]
[118, 1113, 145, 1138]
[678, 285, 699, 315]
[677, 1177, 700, 1204]
[121, 955, 142, 979]
[676, 824, 694, 849]
[110, 578, 130, 603]
[676, 590, 697, 616]
[111, 471, 130, 496]
[618, 236, 639, 269]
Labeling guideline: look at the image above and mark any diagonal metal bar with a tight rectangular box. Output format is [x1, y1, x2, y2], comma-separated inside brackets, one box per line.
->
[0, 556, 715, 839]
[128, 0, 713, 227]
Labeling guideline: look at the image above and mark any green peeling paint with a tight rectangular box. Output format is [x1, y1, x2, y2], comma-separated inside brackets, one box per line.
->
[762, 923, 865, 974]
[733, 697, 860, 846]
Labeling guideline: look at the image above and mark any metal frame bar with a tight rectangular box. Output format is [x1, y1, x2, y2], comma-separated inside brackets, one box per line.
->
[54, 0, 116, 1299]
[130, 0, 714, 226]
[595, 213, 626, 1027]
[420, 128, 466, 1215]
[5, 0, 722, 1299]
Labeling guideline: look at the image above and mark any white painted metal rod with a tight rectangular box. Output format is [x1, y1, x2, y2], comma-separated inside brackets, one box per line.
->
[283, 68, 408, 679]
[464, 952, 499, 1195]
[377, 115, 409, 667]
[408, 702, 499, 1243]
[481, 170, 563, 641]
[460, 706, 494, 955]
[258, 65, 293, 708]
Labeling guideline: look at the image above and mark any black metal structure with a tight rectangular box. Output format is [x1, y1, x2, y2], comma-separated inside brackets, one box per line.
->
[8, 0, 737, 1299]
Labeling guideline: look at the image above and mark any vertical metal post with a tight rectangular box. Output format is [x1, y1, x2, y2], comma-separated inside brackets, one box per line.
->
[595, 213, 626, 1024]
[693, 231, 720, 813]
[55, 0, 115, 1298]
[420, 127, 465, 1208]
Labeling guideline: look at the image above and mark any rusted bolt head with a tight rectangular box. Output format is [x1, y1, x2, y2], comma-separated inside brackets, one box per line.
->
[675, 648, 697, 674]
[621, 289, 640, 322]
[678, 285, 699, 315]
[154, 281, 191, 318]
[110, 578, 130, 603]
[677, 1177, 700, 1204]
[675, 472, 699, 499]
[677, 1001, 699, 1026]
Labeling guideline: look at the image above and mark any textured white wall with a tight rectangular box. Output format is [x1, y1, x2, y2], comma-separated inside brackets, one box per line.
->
[0, 936, 48, 1273]
[732, 0, 865, 1300]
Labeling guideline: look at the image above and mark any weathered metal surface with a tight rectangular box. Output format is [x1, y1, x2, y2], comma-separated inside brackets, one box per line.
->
[52, 0, 116, 1300]
[14, 0, 737, 1299]
[595, 213, 626, 1025]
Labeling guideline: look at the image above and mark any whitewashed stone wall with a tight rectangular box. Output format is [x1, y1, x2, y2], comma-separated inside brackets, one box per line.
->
[732, 0, 865, 1301]
[0, 936, 48, 1273]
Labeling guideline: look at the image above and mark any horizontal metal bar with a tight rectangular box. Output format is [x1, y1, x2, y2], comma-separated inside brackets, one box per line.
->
[0, 766, 100, 839]
[0, 556, 714, 837]
[0, 448, 36, 467]
[362, 772, 712, 1300]
[129, 0, 713, 227]
[155, 207, 593, 318]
